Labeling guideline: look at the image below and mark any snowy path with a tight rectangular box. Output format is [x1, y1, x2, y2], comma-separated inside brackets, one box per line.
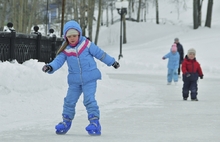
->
[107, 73, 220, 142]
[0, 73, 219, 142]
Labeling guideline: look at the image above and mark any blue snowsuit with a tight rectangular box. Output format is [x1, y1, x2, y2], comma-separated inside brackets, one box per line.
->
[47, 20, 115, 120]
[163, 50, 180, 83]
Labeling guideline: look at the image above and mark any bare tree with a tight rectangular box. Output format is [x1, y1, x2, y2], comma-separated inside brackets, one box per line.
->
[143, 0, 148, 22]
[80, 0, 86, 36]
[109, 1, 114, 25]
[60, 0, 65, 36]
[155, 0, 159, 24]
[106, 1, 109, 27]
[205, 0, 213, 28]
[193, 0, 199, 29]
[137, 0, 142, 22]
[0, 0, 8, 29]
[131, 0, 135, 12]
[128, 0, 132, 20]
[27, 1, 38, 34]
[88, 0, 95, 41]
[95, 0, 102, 44]
[198, 0, 204, 26]
[73, 0, 79, 22]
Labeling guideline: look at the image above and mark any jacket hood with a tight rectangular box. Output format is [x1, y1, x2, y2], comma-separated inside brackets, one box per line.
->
[63, 20, 82, 41]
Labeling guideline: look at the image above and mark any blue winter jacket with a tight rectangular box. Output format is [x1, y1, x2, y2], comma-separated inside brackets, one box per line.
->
[163, 50, 180, 70]
[48, 20, 115, 84]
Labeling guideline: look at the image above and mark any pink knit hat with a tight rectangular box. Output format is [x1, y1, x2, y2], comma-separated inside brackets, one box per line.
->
[171, 44, 177, 52]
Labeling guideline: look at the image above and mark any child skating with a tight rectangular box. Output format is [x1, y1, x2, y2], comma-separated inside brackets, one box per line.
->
[162, 44, 180, 85]
[181, 48, 203, 101]
[42, 20, 120, 135]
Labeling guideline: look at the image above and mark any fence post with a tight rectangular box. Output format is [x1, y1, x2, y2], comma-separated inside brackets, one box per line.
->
[36, 34, 41, 61]
[9, 31, 16, 61]
[51, 36, 56, 61]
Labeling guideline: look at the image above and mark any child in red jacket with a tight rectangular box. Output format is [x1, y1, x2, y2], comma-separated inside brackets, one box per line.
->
[181, 48, 204, 101]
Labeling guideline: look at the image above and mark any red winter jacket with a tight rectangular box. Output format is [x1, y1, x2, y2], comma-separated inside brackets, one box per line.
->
[182, 56, 203, 77]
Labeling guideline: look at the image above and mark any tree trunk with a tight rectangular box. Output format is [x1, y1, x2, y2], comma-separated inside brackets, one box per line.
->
[111, 1, 114, 25]
[101, 9, 103, 26]
[23, 0, 28, 33]
[12, 0, 18, 30]
[80, 0, 86, 36]
[193, 0, 199, 29]
[128, 0, 132, 20]
[137, 0, 142, 22]
[27, 0, 37, 34]
[73, 0, 79, 22]
[18, 0, 23, 32]
[144, 0, 147, 22]
[106, 2, 109, 27]
[95, 0, 102, 45]
[132, 0, 135, 13]
[155, 0, 159, 24]
[205, 0, 213, 28]
[198, 0, 204, 26]
[88, 0, 95, 41]
[0, 1, 7, 29]
[60, 0, 65, 37]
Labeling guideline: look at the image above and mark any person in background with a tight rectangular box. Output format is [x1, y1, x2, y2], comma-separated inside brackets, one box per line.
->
[42, 20, 120, 136]
[162, 44, 180, 85]
[174, 38, 184, 78]
[181, 48, 203, 101]
[3, 22, 15, 32]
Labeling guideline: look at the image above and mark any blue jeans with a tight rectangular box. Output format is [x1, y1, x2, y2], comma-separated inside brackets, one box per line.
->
[167, 68, 178, 82]
[62, 81, 100, 119]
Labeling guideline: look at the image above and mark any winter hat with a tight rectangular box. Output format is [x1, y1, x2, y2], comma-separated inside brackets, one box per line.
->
[187, 48, 196, 56]
[66, 29, 79, 37]
[171, 44, 177, 52]
[174, 38, 179, 42]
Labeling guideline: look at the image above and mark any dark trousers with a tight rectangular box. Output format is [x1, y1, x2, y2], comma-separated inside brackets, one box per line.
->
[182, 80, 198, 99]
[178, 67, 180, 75]
[178, 64, 182, 75]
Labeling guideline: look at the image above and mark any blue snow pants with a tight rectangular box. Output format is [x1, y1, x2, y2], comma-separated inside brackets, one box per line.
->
[167, 68, 178, 83]
[62, 81, 99, 120]
[182, 73, 198, 99]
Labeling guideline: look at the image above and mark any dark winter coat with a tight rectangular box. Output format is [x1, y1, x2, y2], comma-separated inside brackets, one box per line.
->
[182, 55, 203, 81]
[176, 43, 184, 64]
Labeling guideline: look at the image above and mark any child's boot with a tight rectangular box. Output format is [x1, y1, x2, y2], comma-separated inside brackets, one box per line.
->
[85, 114, 101, 136]
[55, 114, 72, 135]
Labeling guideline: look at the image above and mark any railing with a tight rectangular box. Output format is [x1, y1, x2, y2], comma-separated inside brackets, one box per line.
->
[0, 31, 63, 63]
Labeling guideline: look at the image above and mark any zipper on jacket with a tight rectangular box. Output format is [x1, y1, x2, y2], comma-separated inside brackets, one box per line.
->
[76, 48, 83, 85]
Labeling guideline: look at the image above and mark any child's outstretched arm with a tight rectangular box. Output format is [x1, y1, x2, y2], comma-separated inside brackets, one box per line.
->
[162, 52, 171, 60]
[46, 52, 67, 74]
[89, 42, 116, 66]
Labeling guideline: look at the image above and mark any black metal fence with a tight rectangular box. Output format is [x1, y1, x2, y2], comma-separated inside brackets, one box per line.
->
[0, 31, 63, 63]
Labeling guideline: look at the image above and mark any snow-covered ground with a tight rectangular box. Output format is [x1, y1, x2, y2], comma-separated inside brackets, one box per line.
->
[1, 1, 220, 142]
